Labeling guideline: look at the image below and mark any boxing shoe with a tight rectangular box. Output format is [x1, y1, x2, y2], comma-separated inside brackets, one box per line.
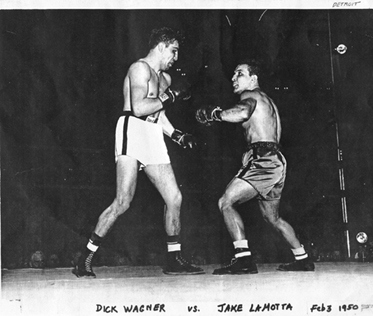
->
[163, 251, 205, 275]
[277, 257, 315, 272]
[213, 256, 258, 275]
[73, 250, 96, 278]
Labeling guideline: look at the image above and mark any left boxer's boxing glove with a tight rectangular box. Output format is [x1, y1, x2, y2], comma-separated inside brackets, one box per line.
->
[171, 129, 196, 149]
[159, 83, 191, 108]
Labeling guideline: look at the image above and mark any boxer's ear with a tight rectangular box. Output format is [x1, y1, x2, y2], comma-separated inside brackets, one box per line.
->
[157, 42, 165, 53]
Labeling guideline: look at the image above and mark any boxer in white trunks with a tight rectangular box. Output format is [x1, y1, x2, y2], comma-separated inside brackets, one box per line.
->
[74, 27, 204, 278]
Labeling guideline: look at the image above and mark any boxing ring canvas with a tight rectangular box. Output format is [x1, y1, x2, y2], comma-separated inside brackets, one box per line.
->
[1, 1, 373, 315]
[2, 263, 373, 315]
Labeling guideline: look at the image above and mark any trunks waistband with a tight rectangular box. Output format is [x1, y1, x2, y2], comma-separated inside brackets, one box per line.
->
[247, 142, 281, 158]
[123, 110, 134, 116]
[247, 142, 280, 151]
[122, 111, 158, 123]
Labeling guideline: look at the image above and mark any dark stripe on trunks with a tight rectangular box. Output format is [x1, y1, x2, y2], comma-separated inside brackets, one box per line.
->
[121, 115, 130, 155]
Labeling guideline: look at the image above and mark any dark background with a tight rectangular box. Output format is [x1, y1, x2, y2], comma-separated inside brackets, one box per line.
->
[1, 9, 373, 269]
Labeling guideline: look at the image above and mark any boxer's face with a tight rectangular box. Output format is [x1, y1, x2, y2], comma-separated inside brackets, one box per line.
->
[232, 64, 254, 94]
[161, 40, 179, 70]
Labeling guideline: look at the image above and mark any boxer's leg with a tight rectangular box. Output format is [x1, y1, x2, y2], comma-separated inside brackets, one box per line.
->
[73, 156, 139, 278]
[144, 163, 204, 275]
[213, 178, 258, 275]
[259, 199, 315, 271]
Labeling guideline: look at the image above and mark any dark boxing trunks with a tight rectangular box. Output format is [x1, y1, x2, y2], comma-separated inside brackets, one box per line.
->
[235, 142, 287, 200]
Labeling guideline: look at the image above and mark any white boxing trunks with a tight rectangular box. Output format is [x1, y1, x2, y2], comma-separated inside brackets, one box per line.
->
[115, 114, 171, 168]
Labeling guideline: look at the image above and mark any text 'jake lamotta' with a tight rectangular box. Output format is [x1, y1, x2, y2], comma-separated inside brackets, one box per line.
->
[217, 303, 293, 313]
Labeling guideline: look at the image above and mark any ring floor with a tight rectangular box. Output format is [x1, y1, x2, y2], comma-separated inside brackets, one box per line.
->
[1, 262, 373, 316]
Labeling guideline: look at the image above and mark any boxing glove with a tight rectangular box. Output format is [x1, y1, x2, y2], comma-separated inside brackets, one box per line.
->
[195, 106, 223, 126]
[171, 129, 196, 149]
[159, 83, 191, 108]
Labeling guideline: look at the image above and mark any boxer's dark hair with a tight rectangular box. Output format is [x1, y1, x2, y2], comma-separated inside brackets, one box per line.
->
[149, 27, 184, 49]
[237, 59, 262, 78]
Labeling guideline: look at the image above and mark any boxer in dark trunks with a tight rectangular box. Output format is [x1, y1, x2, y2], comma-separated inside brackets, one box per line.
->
[196, 60, 314, 274]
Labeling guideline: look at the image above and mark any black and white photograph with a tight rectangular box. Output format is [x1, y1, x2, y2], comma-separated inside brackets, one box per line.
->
[1, 1, 373, 315]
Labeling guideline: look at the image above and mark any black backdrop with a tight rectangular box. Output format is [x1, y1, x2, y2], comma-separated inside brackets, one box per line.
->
[2, 9, 373, 269]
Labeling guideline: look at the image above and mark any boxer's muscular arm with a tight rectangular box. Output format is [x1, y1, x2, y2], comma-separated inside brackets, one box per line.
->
[221, 97, 257, 123]
[129, 62, 163, 117]
[157, 72, 175, 137]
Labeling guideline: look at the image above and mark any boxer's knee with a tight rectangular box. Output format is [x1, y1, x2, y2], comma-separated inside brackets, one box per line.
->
[165, 189, 182, 211]
[218, 194, 233, 214]
[113, 197, 132, 216]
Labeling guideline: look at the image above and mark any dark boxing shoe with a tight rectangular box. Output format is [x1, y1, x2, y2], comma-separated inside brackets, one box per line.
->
[163, 251, 205, 275]
[213, 256, 258, 275]
[73, 251, 96, 278]
[277, 257, 315, 272]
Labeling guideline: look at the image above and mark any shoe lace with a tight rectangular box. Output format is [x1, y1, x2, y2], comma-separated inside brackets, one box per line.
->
[176, 254, 191, 266]
[222, 257, 238, 268]
[84, 252, 94, 272]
